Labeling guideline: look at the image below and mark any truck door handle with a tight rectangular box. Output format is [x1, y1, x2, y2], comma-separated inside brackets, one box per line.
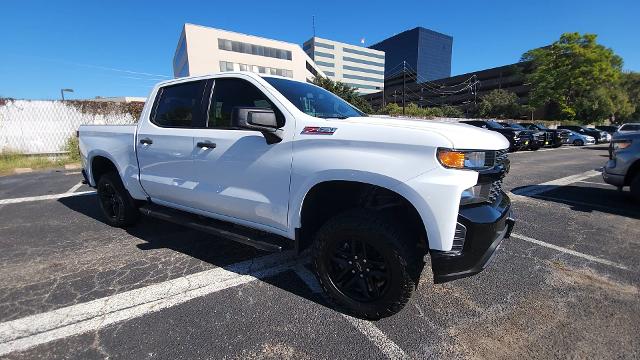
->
[197, 141, 216, 149]
[139, 138, 153, 145]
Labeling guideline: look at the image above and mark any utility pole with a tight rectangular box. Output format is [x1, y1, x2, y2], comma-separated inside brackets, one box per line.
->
[402, 61, 406, 115]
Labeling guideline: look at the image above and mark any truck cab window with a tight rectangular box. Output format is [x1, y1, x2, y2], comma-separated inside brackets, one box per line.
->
[152, 80, 207, 128]
[209, 78, 282, 129]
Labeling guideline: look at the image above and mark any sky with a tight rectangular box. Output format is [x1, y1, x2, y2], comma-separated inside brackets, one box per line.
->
[1, 0, 638, 100]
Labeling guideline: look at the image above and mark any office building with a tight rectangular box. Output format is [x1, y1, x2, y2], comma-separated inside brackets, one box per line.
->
[361, 62, 541, 116]
[173, 24, 324, 81]
[369, 27, 452, 81]
[303, 37, 385, 94]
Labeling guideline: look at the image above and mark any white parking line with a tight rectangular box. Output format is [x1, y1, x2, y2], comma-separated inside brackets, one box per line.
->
[342, 316, 411, 360]
[293, 263, 411, 360]
[65, 181, 84, 193]
[512, 170, 602, 196]
[0, 191, 96, 206]
[511, 233, 628, 270]
[0, 251, 298, 356]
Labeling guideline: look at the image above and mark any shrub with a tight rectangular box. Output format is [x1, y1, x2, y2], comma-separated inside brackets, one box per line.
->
[64, 136, 80, 162]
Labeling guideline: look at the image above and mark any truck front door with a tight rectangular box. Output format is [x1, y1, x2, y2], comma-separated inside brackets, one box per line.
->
[192, 77, 293, 231]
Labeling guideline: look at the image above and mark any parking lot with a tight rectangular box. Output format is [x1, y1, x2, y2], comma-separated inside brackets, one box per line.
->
[0, 144, 638, 359]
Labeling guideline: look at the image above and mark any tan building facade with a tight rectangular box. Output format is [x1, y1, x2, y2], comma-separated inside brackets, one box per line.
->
[173, 24, 324, 82]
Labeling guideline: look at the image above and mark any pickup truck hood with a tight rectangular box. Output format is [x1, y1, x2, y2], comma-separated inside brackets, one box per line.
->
[342, 116, 510, 150]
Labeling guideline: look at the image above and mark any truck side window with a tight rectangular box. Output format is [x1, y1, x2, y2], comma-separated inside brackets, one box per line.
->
[209, 78, 283, 129]
[152, 80, 207, 128]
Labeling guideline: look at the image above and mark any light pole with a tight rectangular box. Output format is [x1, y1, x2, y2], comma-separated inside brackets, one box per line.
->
[60, 88, 74, 101]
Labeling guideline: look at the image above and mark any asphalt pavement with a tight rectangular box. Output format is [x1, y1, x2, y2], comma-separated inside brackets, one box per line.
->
[0, 144, 638, 359]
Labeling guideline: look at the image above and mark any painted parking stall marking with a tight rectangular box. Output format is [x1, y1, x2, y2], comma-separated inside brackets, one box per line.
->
[0, 251, 298, 356]
[0, 191, 96, 206]
[511, 233, 629, 270]
[511, 169, 602, 197]
[294, 263, 411, 360]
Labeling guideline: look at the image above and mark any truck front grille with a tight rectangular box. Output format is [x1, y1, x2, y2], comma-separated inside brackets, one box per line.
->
[489, 179, 504, 203]
[484, 149, 508, 167]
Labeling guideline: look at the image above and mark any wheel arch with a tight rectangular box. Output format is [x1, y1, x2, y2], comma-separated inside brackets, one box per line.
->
[293, 176, 431, 255]
[88, 152, 121, 186]
[625, 159, 640, 186]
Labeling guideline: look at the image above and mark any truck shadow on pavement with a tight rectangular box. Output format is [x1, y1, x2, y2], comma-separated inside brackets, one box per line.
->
[57, 195, 332, 310]
[511, 185, 640, 219]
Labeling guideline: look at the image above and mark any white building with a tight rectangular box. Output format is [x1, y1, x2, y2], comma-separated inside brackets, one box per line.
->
[303, 37, 385, 94]
[173, 24, 324, 82]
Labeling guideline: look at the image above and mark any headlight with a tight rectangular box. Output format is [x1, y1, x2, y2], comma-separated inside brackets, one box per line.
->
[437, 149, 487, 169]
[460, 183, 491, 205]
[613, 139, 632, 150]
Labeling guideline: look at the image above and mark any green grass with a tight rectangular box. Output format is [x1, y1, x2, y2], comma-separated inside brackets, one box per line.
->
[0, 152, 78, 176]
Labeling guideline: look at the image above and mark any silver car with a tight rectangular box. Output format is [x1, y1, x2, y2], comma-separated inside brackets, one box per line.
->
[564, 130, 595, 146]
[603, 131, 640, 201]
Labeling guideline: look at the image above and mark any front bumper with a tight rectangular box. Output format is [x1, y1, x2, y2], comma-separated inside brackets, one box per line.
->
[429, 192, 514, 283]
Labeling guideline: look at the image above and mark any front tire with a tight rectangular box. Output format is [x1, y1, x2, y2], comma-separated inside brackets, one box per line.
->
[573, 139, 584, 146]
[312, 209, 420, 320]
[97, 172, 139, 227]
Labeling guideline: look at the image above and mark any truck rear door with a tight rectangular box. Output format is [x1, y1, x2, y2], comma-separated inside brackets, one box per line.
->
[136, 79, 209, 207]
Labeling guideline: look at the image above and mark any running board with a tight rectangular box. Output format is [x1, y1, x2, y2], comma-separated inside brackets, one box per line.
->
[139, 204, 284, 252]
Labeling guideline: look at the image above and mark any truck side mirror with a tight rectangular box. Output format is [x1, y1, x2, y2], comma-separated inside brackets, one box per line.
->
[231, 107, 283, 144]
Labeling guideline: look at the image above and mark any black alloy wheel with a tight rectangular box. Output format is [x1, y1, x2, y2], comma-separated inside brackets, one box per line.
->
[326, 238, 390, 302]
[96, 172, 140, 227]
[98, 181, 124, 221]
[312, 209, 419, 319]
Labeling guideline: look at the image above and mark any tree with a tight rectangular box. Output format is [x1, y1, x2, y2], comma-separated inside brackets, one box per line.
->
[620, 72, 640, 121]
[377, 102, 464, 118]
[311, 76, 373, 114]
[476, 89, 529, 119]
[521, 32, 627, 122]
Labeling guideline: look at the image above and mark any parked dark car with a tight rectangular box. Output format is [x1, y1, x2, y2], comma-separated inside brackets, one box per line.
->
[603, 131, 640, 201]
[498, 122, 545, 150]
[596, 125, 619, 134]
[519, 123, 567, 148]
[557, 125, 608, 144]
[461, 120, 533, 152]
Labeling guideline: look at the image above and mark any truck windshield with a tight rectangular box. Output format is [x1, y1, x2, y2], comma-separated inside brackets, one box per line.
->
[263, 77, 366, 119]
[506, 123, 526, 130]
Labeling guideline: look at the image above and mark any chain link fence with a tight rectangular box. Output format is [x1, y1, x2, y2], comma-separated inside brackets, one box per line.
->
[0, 99, 144, 155]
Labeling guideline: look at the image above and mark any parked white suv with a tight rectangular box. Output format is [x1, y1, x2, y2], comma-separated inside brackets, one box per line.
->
[79, 72, 514, 319]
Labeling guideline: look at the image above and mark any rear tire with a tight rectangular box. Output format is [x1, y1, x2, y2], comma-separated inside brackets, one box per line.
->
[631, 173, 640, 203]
[312, 209, 420, 320]
[573, 139, 584, 146]
[97, 172, 139, 227]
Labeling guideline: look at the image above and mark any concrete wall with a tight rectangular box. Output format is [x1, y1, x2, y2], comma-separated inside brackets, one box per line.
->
[0, 100, 137, 154]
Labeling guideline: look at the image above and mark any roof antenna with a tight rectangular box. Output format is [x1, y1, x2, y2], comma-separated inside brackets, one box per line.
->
[312, 15, 316, 37]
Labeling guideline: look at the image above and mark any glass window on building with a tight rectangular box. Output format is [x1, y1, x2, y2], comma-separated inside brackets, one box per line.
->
[239, 64, 248, 71]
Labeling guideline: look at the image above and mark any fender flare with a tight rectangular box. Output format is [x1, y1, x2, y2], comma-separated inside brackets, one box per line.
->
[288, 170, 438, 246]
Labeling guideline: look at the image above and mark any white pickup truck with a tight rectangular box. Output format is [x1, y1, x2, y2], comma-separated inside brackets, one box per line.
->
[79, 72, 514, 319]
